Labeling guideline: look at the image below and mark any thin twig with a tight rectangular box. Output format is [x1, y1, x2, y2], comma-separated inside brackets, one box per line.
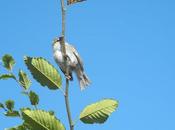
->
[34, 105, 38, 110]
[59, 0, 74, 130]
[2, 107, 8, 112]
[64, 78, 74, 130]
[72, 115, 80, 126]
[60, 86, 66, 95]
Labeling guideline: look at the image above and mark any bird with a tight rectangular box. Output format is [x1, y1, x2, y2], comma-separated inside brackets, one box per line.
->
[52, 37, 91, 90]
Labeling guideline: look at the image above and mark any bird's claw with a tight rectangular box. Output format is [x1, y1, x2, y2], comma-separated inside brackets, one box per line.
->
[65, 74, 71, 80]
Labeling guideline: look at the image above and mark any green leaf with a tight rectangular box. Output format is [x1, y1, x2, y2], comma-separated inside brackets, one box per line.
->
[5, 110, 20, 117]
[5, 100, 15, 111]
[22, 122, 33, 130]
[0, 102, 5, 109]
[22, 109, 65, 130]
[29, 91, 39, 106]
[2, 54, 15, 71]
[24, 56, 62, 90]
[0, 74, 16, 80]
[48, 110, 55, 115]
[79, 99, 118, 124]
[18, 70, 31, 90]
[20, 107, 31, 112]
[6, 124, 27, 130]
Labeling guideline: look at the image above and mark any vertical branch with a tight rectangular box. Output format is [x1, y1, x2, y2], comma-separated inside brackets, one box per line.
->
[65, 78, 74, 130]
[60, 0, 66, 57]
[60, 0, 74, 130]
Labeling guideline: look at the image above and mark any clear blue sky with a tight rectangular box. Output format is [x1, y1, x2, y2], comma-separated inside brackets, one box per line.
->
[0, 0, 175, 130]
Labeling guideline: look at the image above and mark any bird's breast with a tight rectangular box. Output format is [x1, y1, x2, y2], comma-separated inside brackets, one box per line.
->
[54, 50, 78, 69]
[54, 51, 63, 63]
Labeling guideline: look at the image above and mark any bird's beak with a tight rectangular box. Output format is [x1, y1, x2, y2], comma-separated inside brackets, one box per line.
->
[52, 38, 59, 45]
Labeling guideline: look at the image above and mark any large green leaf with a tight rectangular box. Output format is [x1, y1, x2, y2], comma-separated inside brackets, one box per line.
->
[80, 99, 118, 124]
[18, 70, 31, 90]
[2, 54, 15, 71]
[0, 74, 16, 80]
[24, 56, 62, 90]
[22, 109, 65, 130]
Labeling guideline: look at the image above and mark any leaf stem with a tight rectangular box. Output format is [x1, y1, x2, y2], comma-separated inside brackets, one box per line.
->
[72, 116, 80, 126]
[60, 87, 66, 95]
[34, 105, 38, 110]
[2, 107, 8, 112]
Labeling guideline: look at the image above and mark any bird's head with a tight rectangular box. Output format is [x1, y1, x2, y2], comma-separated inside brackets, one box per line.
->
[52, 37, 61, 51]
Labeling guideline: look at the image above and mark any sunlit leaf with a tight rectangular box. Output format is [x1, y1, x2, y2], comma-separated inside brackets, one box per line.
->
[18, 70, 31, 90]
[5, 124, 26, 130]
[5, 110, 20, 117]
[20, 107, 31, 112]
[80, 99, 118, 124]
[48, 110, 55, 116]
[0, 103, 5, 109]
[24, 56, 62, 90]
[5, 100, 15, 111]
[22, 109, 65, 130]
[2, 54, 15, 71]
[29, 91, 39, 106]
[0, 74, 16, 80]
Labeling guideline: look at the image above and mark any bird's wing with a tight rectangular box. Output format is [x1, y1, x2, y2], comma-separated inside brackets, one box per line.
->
[67, 44, 84, 71]
[53, 50, 73, 80]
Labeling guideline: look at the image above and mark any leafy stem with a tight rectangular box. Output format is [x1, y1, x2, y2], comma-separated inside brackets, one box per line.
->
[10, 72, 39, 109]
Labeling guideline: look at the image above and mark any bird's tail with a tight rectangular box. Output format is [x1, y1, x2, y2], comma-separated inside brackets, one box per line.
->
[76, 70, 91, 90]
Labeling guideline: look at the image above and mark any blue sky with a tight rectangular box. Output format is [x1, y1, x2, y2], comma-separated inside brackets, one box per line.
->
[0, 0, 175, 130]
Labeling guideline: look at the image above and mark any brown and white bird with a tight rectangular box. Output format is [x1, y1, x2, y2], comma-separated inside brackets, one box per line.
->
[52, 38, 90, 90]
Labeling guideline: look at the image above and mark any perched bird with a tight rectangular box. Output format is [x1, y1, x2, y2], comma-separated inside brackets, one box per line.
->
[52, 37, 91, 90]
